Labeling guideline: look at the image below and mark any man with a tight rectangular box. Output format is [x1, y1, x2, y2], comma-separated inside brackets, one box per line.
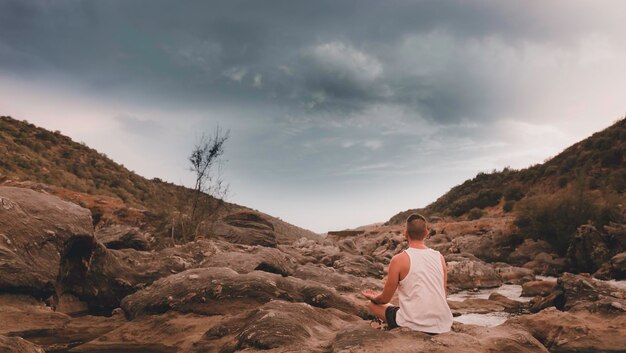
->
[362, 213, 453, 333]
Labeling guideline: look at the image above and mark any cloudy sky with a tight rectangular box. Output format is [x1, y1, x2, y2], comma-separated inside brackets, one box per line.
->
[1, 1, 625, 232]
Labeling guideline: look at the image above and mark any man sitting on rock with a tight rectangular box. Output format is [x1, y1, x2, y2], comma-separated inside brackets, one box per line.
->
[362, 213, 453, 333]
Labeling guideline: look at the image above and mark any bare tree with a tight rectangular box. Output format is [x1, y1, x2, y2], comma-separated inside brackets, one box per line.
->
[172, 126, 229, 243]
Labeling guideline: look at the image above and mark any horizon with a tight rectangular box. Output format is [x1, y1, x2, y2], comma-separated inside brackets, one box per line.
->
[2, 1, 626, 232]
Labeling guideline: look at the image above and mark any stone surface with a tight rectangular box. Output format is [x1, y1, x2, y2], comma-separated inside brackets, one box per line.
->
[522, 252, 567, 276]
[95, 224, 152, 250]
[120, 267, 366, 319]
[0, 294, 125, 352]
[566, 224, 612, 274]
[0, 335, 45, 353]
[0, 186, 93, 297]
[445, 254, 503, 292]
[521, 280, 558, 297]
[507, 307, 626, 353]
[495, 264, 536, 284]
[213, 211, 278, 247]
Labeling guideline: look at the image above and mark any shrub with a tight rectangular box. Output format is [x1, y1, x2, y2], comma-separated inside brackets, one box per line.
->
[503, 201, 514, 213]
[467, 208, 484, 220]
[514, 189, 619, 254]
[504, 187, 524, 201]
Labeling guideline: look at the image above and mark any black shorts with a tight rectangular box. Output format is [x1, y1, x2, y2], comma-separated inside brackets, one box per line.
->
[385, 305, 400, 329]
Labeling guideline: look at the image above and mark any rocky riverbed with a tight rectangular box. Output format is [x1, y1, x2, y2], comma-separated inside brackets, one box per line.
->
[1, 185, 625, 352]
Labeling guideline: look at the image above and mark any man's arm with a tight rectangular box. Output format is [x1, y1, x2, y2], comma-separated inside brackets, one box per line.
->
[362, 255, 401, 304]
[440, 254, 448, 297]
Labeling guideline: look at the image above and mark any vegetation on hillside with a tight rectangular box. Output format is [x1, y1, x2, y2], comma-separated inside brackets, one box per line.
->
[388, 117, 626, 237]
[0, 116, 230, 244]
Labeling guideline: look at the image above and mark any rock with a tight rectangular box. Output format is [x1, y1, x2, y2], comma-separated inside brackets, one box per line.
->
[448, 231, 523, 263]
[558, 272, 626, 312]
[528, 290, 565, 313]
[488, 292, 527, 312]
[566, 224, 612, 274]
[213, 211, 277, 247]
[0, 335, 45, 353]
[522, 252, 567, 276]
[120, 267, 365, 319]
[445, 254, 503, 292]
[95, 224, 151, 250]
[55, 235, 225, 314]
[293, 263, 382, 293]
[67, 311, 217, 353]
[0, 294, 125, 352]
[196, 300, 358, 352]
[528, 272, 626, 313]
[447, 298, 506, 315]
[0, 186, 93, 297]
[509, 239, 555, 266]
[201, 245, 298, 277]
[507, 307, 626, 353]
[595, 252, 626, 280]
[333, 255, 385, 278]
[495, 264, 535, 284]
[329, 321, 549, 353]
[521, 280, 558, 297]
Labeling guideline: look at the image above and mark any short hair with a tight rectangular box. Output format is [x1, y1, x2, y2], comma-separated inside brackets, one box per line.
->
[406, 213, 428, 240]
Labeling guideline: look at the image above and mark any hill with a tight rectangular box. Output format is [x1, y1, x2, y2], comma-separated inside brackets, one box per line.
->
[388, 117, 626, 224]
[0, 115, 318, 245]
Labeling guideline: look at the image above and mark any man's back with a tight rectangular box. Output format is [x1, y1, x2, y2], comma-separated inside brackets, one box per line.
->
[395, 248, 453, 333]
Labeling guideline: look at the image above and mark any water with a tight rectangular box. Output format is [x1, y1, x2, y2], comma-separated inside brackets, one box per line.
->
[451, 283, 527, 327]
[448, 284, 533, 303]
[451, 278, 626, 327]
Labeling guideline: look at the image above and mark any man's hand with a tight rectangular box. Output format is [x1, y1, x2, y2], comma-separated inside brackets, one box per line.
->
[361, 289, 379, 301]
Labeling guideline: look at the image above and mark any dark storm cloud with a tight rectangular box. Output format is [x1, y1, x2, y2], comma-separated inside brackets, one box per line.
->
[0, 0, 614, 125]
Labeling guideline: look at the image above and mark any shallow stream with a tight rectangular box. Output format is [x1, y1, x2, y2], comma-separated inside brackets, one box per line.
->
[451, 278, 625, 327]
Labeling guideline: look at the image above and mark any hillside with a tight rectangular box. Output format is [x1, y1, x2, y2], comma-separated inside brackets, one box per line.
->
[388, 117, 626, 224]
[0, 115, 318, 245]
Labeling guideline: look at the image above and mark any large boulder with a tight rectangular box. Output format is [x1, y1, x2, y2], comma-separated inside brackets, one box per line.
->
[293, 263, 382, 293]
[521, 280, 557, 297]
[558, 272, 625, 312]
[507, 307, 626, 353]
[595, 252, 626, 280]
[522, 252, 567, 276]
[495, 263, 535, 284]
[566, 225, 612, 274]
[197, 300, 357, 352]
[509, 239, 555, 266]
[0, 294, 125, 352]
[445, 254, 503, 292]
[120, 267, 365, 319]
[0, 186, 93, 297]
[213, 211, 277, 247]
[200, 245, 298, 277]
[55, 236, 223, 314]
[329, 322, 549, 353]
[95, 224, 151, 250]
[0, 335, 45, 353]
[66, 311, 217, 353]
[449, 231, 523, 263]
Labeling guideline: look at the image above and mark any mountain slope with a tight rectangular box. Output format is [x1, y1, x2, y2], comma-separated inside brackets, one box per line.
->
[0, 115, 318, 243]
[388, 117, 626, 224]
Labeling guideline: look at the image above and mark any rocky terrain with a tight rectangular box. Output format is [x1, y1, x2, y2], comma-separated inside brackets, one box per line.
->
[1, 185, 625, 353]
[1, 116, 625, 352]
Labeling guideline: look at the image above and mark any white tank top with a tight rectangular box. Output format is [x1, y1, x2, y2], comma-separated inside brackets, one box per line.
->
[395, 247, 453, 333]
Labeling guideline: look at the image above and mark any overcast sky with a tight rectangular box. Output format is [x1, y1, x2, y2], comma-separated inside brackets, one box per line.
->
[1, 1, 625, 232]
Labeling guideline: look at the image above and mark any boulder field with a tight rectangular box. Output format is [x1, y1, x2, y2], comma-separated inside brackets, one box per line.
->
[0, 186, 624, 352]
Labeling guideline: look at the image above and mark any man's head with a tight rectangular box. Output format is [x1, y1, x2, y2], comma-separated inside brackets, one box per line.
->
[405, 213, 428, 241]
